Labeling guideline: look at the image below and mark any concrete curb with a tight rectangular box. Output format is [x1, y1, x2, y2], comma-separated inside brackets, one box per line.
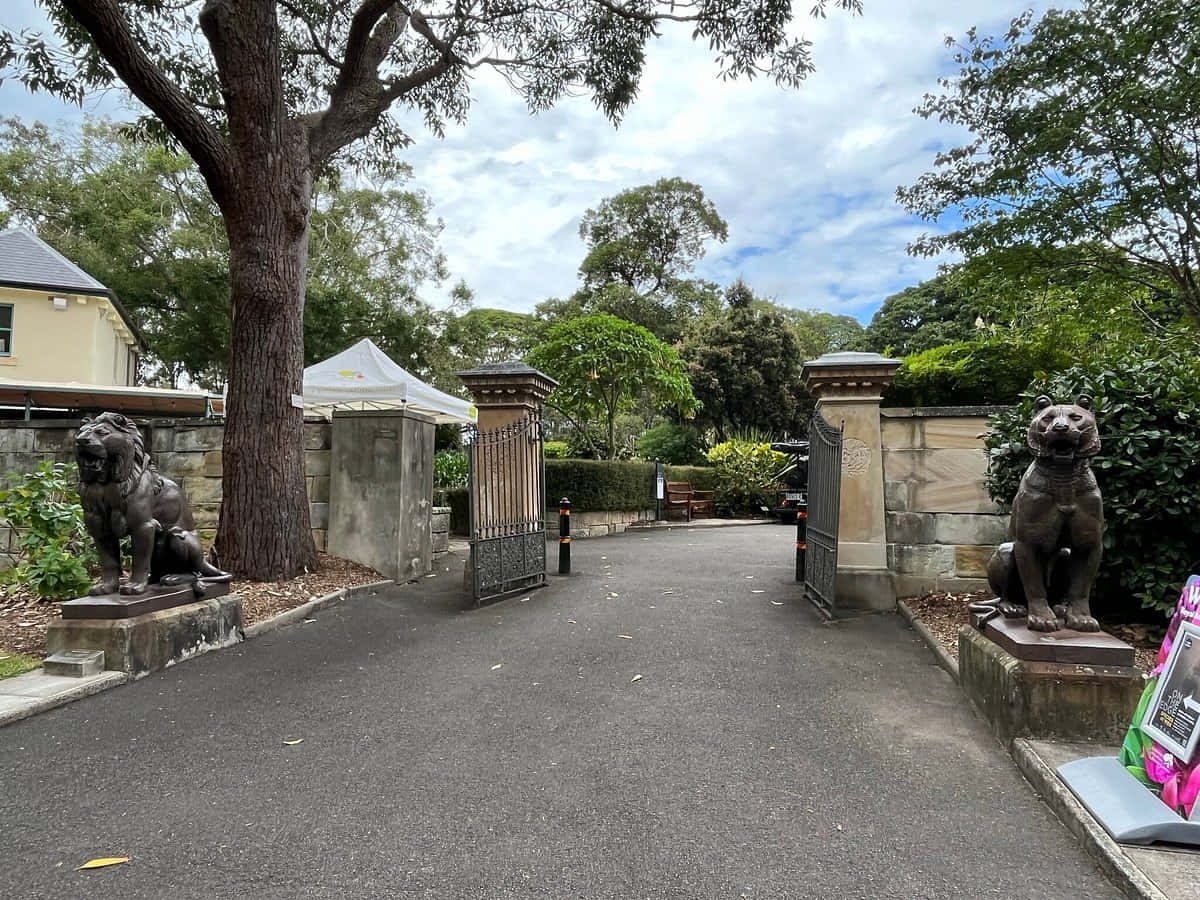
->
[1012, 739, 1168, 900]
[243, 579, 394, 639]
[897, 599, 959, 682]
[0, 671, 129, 729]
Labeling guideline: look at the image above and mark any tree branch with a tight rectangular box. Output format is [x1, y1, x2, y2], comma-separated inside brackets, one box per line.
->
[59, 0, 233, 203]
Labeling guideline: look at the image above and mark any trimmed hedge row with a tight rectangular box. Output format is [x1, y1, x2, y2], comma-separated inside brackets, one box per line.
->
[664, 465, 717, 492]
[546, 459, 654, 512]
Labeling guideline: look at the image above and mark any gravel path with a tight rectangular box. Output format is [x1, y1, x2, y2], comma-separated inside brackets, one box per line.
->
[0, 526, 1119, 898]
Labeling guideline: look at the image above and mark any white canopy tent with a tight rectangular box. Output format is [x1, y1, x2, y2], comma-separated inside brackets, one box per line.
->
[302, 338, 476, 424]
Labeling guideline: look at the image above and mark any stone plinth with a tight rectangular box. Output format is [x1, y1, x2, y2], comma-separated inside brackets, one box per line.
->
[802, 351, 901, 612]
[984, 616, 1135, 667]
[456, 361, 558, 431]
[959, 626, 1143, 744]
[45, 594, 243, 676]
[60, 581, 229, 619]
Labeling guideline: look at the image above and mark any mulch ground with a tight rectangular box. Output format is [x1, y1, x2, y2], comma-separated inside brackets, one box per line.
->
[903, 589, 1161, 674]
[0, 553, 383, 662]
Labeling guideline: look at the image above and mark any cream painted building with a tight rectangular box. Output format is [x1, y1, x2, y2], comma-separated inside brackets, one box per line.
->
[0, 228, 144, 386]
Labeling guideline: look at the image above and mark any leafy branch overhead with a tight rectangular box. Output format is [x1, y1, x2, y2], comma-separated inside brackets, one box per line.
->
[898, 0, 1200, 323]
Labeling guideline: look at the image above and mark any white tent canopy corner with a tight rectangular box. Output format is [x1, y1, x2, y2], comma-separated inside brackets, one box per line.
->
[302, 338, 476, 425]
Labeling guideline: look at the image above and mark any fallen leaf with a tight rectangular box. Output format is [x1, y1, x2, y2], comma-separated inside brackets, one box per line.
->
[567, 620, 577, 624]
[770, 600, 784, 606]
[618, 634, 633, 640]
[282, 738, 304, 746]
[751, 590, 765, 594]
[836, 824, 843, 832]
[519, 597, 529, 602]
[608, 593, 619, 598]
[302, 618, 316, 624]
[17, 621, 35, 627]
[77, 857, 130, 870]
[491, 663, 503, 670]
[716, 600, 724, 604]
[631, 674, 643, 683]
[745, 576, 755, 579]
[661, 590, 674, 595]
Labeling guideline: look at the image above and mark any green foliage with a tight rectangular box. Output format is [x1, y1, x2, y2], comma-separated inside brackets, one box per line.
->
[900, 0, 1200, 325]
[439, 488, 470, 536]
[985, 354, 1200, 617]
[664, 465, 717, 493]
[770, 306, 864, 360]
[433, 449, 468, 490]
[682, 281, 808, 440]
[546, 460, 654, 513]
[528, 313, 697, 460]
[0, 462, 96, 601]
[0, 117, 455, 389]
[543, 441, 570, 460]
[635, 423, 707, 465]
[886, 339, 1074, 408]
[859, 273, 980, 357]
[705, 440, 791, 516]
[439, 308, 541, 374]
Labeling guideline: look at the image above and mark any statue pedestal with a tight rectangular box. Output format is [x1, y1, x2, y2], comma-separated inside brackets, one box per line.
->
[60, 582, 229, 619]
[46, 593, 242, 676]
[959, 625, 1142, 745]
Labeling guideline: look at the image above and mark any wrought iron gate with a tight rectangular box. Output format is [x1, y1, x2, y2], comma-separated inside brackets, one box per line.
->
[804, 411, 843, 617]
[466, 411, 547, 605]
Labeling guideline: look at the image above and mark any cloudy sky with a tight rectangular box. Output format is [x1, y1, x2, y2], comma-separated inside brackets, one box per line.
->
[0, 2, 1061, 324]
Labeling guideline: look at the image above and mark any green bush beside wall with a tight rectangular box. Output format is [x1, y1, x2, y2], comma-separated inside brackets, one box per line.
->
[546, 459, 654, 512]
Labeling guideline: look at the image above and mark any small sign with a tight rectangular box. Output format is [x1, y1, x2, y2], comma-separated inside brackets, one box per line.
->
[655, 475, 664, 500]
[290, 393, 304, 409]
[1142, 620, 1200, 762]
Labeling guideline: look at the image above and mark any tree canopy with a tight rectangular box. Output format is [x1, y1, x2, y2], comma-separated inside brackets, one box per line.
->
[681, 281, 807, 441]
[528, 313, 697, 460]
[898, 0, 1200, 325]
[857, 273, 979, 357]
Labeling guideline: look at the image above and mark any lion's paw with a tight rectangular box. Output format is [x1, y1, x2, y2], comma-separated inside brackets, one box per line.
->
[119, 580, 148, 596]
[89, 580, 118, 596]
[1066, 613, 1100, 632]
[1027, 611, 1060, 632]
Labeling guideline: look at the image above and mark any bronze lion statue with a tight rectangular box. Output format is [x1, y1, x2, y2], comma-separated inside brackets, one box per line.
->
[987, 394, 1104, 632]
[76, 412, 229, 596]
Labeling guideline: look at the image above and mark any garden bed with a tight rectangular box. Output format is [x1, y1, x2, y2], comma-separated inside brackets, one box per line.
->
[903, 589, 1160, 673]
[0, 553, 382, 663]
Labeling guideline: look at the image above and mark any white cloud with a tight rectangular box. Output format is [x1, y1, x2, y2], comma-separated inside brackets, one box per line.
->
[0, 1, 1067, 322]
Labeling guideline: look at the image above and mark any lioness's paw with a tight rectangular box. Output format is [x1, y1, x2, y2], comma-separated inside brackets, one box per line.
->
[1027, 612, 1059, 632]
[119, 580, 148, 596]
[89, 580, 118, 596]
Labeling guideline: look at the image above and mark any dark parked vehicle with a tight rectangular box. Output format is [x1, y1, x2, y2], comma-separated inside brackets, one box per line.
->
[769, 441, 809, 524]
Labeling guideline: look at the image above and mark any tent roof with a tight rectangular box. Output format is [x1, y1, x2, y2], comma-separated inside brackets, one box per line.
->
[302, 338, 476, 424]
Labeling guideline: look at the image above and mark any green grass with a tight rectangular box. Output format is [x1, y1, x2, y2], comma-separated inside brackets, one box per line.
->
[0, 650, 40, 679]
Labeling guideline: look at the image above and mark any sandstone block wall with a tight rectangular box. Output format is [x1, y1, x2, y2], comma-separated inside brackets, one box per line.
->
[544, 508, 656, 539]
[0, 418, 331, 556]
[881, 407, 1010, 597]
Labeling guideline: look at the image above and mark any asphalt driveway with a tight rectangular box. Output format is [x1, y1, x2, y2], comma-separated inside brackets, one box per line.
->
[0, 525, 1119, 898]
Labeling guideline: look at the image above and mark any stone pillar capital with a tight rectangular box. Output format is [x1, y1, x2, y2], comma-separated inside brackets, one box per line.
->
[802, 352, 901, 404]
[457, 361, 557, 419]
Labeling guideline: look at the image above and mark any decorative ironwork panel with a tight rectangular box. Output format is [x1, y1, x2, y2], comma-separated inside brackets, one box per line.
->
[467, 411, 547, 604]
[805, 411, 843, 617]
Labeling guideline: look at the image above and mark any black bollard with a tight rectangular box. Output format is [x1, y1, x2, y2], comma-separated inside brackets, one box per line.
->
[795, 509, 808, 582]
[558, 497, 571, 575]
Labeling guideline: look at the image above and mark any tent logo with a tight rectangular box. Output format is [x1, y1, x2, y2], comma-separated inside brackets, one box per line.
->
[336, 369, 365, 379]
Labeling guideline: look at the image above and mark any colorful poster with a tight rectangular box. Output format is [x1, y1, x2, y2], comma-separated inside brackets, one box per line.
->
[1119, 575, 1200, 818]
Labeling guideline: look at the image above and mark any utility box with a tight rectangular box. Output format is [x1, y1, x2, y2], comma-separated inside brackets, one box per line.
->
[328, 409, 435, 582]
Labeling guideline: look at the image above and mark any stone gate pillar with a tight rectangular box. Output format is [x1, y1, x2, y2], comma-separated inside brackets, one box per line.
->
[802, 351, 901, 611]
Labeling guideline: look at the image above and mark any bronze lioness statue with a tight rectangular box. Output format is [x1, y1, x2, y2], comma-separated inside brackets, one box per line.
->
[76, 412, 229, 596]
[987, 394, 1104, 632]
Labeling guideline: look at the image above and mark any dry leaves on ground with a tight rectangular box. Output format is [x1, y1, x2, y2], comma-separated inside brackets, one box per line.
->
[902, 590, 1160, 673]
[0, 554, 384, 661]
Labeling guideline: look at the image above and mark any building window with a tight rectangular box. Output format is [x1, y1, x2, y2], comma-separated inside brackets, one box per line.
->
[0, 304, 12, 356]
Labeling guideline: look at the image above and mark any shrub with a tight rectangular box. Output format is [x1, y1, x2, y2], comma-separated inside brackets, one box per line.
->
[546, 459, 654, 512]
[705, 440, 791, 516]
[434, 448, 468, 490]
[635, 423, 707, 465]
[437, 487, 470, 535]
[985, 354, 1200, 618]
[0, 461, 97, 600]
[544, 441, 569, 459]
[886, 338, 1074, 408]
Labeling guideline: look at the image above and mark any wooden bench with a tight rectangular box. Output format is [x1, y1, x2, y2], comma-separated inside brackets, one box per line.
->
[665, 481, 715, 521]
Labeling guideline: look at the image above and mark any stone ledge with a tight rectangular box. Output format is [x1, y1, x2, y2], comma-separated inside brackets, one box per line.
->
[958, 625, 1143, 744]
[45, 593, 243, 676]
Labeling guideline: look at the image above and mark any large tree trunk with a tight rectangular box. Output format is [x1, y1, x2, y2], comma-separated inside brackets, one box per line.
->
[215, 130, 318, 581]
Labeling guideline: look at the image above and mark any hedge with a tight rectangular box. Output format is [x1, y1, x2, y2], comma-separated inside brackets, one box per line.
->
[437, 487, 470, 535]
[664, 465, 717, 492]
[546, 459, 654, 512]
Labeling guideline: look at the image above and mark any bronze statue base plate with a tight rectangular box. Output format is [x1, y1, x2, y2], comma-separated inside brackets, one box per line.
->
[60, 582, 231, 620]
[984, 616, 1134, 667]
